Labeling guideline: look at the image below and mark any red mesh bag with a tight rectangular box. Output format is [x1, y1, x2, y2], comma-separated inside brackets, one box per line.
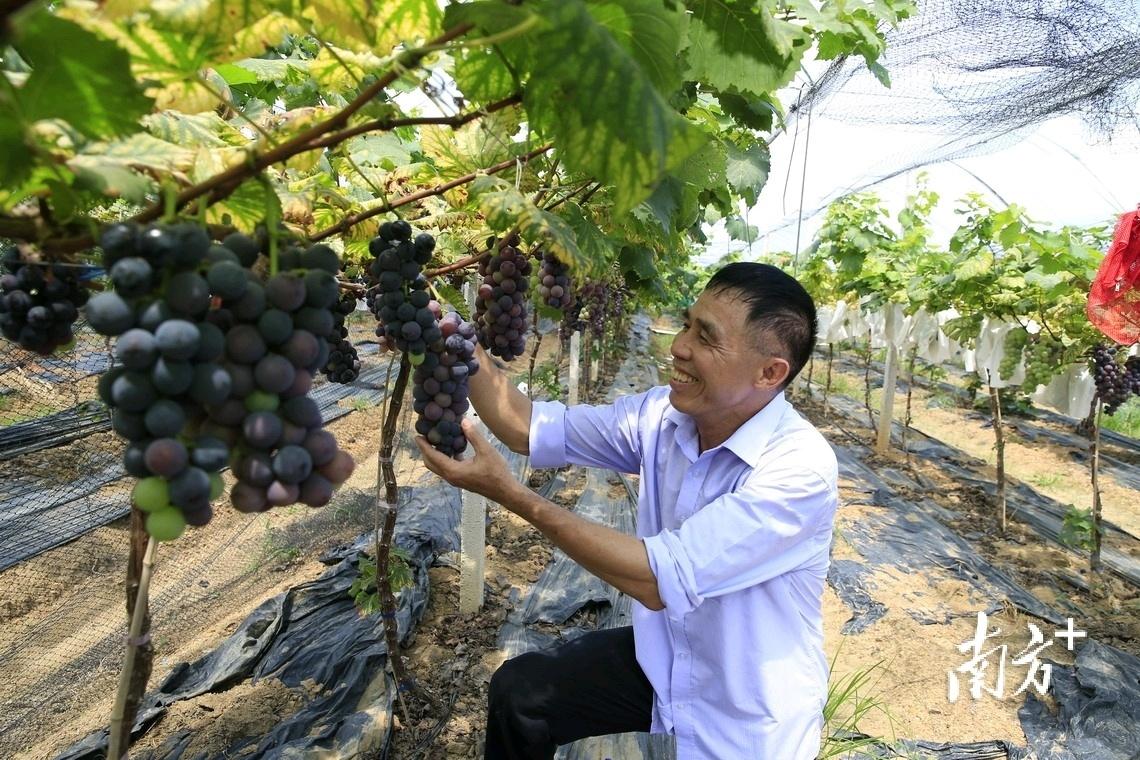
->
[1087, 208, 1140, 345]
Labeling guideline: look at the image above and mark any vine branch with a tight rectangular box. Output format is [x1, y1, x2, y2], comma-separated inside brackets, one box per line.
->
[127, 23, 475, 226]
[307, 93, 522, 153]
[309, 144, 552, 242]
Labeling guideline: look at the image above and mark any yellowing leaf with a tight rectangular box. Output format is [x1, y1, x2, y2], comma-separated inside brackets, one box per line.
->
[376, 0, 445, 53]
[231, 12, 307, 58]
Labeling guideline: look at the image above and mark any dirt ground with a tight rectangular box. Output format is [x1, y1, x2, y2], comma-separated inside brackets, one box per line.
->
[6, 321, 1140, 759]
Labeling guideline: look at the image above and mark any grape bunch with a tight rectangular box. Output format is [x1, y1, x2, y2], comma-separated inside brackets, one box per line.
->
[210, 258, 354, 513]
[576, 281, 609, 341]
[322, 292, 362, 383]
[413, 310, 480, 456]
[90, 222, 355, 539]
[535, 249, 574, 310]
[0, 246, 90, 354]
[1124, 356, 1140, 398]
[366, 221, 439, 356]
[1091, 344, 1134, 415]
[474, 235, 531, 360]
[559, 297, 586, 342]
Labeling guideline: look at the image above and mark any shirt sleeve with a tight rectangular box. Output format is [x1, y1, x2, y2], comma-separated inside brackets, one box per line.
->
[528, 390, 657, 473]
[642, 459, 836, 618]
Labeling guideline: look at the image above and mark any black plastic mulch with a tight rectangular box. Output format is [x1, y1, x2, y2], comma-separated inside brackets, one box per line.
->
[56, 476, 461, 760]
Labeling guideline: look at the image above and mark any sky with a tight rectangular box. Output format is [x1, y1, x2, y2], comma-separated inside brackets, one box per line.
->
[698, 113, 1139, 266]
[700, 54, 1140, 265]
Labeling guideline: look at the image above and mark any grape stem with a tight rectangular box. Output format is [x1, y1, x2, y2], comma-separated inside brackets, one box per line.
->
[374, 353, 436, 722]
[108, 528, 157, 760]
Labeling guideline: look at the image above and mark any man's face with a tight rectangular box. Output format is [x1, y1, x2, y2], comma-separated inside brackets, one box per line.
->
[668, 288, 779, 430]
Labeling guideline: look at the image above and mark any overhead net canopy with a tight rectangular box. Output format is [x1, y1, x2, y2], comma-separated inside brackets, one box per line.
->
[752, 0, 1140, 248]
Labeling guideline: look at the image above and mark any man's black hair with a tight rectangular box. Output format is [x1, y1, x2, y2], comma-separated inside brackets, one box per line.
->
[705, 262, 817, 389]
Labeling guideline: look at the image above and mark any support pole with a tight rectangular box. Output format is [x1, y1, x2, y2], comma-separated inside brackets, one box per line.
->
[875, 311, 898, 454]
[569, 331, 581, 406]
[459, 486, 486, 613]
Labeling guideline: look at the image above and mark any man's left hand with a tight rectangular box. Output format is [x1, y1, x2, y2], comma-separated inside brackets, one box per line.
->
[415, 418, 519, 504]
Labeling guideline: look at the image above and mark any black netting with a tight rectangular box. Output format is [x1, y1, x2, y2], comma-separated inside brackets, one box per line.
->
[0, 309, 410, 758]
[764, 0, 1140, 237]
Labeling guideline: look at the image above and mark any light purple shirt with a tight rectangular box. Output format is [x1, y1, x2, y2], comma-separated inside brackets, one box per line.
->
[530, 386, 838, 759]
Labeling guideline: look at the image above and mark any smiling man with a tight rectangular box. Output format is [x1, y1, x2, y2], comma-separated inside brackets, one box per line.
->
[416, 262, 839, 760]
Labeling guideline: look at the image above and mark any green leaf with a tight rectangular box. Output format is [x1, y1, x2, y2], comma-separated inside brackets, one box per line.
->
[619, 244, 657, 282]
[589, 0, 687, 94]
[683, 0, 806, 97]
[470, 179, 590, 275]
[230, 58, 309, 84]
[443, 1, 537, 35]
[538, 303, 565, 321]
[12, 11, 153, 140]
[559, 202, 614, 274]
[717, 91, 777, 131]
[724, 140, 770, 206]
[214, 63, 259, 86]
[89, 133, 197, 174]
[0, 110, 33, 185]
[207, 177, 283, 233]
[71, 163, 153, 204]
[144, 111, 248, 148]
[432, 282, 470, 321]
[954, 252, 994, 281]
[522, 0, 705, 212]
[725, 215, 758, 243]
[349, 134, 414, 168]
[453, 48, 520, 103]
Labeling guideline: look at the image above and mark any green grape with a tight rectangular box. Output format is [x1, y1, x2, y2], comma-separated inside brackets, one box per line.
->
[132, 477, 170, 513]
[209, 472, 225, 500]
[998, 328, 1028, 383]
[244, 389, 280, 412]
[146, 507, 187, 541]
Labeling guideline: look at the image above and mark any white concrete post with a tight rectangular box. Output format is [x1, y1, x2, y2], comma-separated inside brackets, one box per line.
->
[569, 331, 581, 406]
[459, 411, 486, 613]
[876, 309, 899, 454]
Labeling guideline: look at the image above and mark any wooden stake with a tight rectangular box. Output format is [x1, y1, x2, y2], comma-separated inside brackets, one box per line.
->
[987, 374, 1007, 534]
[108, 533, 157, 760]
[875, 311, 898, 454]
[1091, 401, 1104, 572]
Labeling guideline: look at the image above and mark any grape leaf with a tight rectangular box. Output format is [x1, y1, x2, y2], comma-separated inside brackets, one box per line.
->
[348, 134, 414, 169]
[0, 109, 33, 185]
[724, 140, 770, 206]
[470, 178, 589, 274]
[588, 0, 687, 94]
[453, 48, 520, 103]
[522, 0, 705, 213]
[71, 163, 153, 204]
[619, 245, 657, 282]
[207, 177, 283, 233]
[717, 91, 778, 132]
[214, 63, 260, 86]
[725, 215, 758, 243]
[432, 282, 471, 321]
[11, 12, 153, 140]
[683, 0, 806, 97]
[145, 111, 248, 148]
[558, 202, 613, 275]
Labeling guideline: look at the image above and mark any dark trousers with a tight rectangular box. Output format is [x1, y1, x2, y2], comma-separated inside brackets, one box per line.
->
[485, 626, 654, 759]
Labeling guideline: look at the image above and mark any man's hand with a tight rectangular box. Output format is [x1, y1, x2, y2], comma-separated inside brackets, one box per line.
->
[415, 418, 520, 505]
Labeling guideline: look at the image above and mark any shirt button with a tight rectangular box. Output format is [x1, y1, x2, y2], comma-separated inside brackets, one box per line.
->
[678, 652, 688, 659]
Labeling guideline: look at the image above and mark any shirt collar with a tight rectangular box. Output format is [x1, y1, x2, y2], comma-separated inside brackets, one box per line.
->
[664, 392, 789, 468]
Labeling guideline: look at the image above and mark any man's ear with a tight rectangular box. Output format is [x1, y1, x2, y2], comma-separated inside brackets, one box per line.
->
[754, 355, 791, 391]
